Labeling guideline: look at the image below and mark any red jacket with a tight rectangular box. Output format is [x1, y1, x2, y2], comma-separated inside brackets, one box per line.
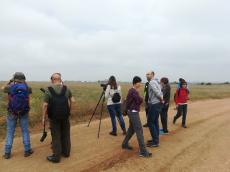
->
[175, 88, 189, 105]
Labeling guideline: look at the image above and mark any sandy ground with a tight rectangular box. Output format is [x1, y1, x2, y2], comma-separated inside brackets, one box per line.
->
[1, 98, 230, 172]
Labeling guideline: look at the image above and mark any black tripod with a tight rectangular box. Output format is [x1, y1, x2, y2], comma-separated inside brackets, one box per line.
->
[87, 90, 106, 138]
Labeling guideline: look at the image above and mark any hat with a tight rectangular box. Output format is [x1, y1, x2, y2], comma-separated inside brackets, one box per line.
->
[12, 72, 26, 82]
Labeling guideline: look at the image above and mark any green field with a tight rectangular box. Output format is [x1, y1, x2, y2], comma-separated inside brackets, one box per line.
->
[0, 82, 230, 139]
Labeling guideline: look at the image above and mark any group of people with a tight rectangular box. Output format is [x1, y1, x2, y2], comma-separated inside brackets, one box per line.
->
[1, 71, 189, 162]
[105, 71, 189, 158]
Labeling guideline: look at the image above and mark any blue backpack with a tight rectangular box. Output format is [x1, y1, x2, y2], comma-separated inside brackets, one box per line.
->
[8, 83, 30, 116]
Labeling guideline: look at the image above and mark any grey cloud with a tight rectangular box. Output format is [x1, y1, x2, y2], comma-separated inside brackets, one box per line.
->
[0, 0, 229, 82]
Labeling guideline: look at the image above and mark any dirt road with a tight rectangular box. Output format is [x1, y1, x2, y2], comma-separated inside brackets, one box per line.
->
[1, 98, 230, 172]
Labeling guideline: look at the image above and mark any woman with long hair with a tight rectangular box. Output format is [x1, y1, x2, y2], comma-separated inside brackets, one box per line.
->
[105, 76, 126, 136]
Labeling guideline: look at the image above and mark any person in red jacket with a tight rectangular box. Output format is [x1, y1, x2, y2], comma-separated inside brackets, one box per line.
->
[173, 80, 189, 128]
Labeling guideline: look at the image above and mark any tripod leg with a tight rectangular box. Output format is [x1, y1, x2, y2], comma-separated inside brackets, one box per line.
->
[98, 94, 105, 138]
[87, 91, 104, 127]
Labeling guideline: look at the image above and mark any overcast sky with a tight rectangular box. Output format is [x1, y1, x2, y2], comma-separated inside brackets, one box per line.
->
[0, 0, 229, 82]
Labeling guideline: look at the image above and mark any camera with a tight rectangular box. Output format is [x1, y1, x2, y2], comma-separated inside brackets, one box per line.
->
[100, 82, 108, 91]
[100, 83, 108, 90]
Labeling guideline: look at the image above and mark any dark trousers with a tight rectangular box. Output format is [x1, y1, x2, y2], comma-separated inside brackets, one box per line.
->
[50, 118, 71, 159]
[147, 103, 162, 145]
[160, 105, 169, 132]
[174, 104, 188, 126]
[122, 111, 147, 154]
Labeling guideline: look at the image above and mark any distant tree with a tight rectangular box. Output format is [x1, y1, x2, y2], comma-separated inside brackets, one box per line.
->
[224, 82, 230, 85]
[200, 82, 205, 85]
[206, 82, 212, 85]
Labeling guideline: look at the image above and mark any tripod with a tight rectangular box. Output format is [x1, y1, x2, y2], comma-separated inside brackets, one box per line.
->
[87, 90, 106, 138]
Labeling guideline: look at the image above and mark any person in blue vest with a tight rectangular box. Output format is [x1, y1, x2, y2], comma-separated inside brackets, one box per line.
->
[2, 72, 33, 159]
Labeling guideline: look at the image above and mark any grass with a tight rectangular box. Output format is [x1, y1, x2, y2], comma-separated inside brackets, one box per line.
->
[0, 82, 230, 139]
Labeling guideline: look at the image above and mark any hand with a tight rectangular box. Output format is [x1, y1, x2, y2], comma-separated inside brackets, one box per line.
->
[42, 115, 48, 126]
[174, 105, 178, 110]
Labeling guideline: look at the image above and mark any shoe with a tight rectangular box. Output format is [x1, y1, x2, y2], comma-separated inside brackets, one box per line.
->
[109, 132, 117, 136]
[139, 152, 152, 158]
[47, 155, 60, 163]
[147, 143, 160, 148]
[3, 153, 11, 159]
[143, 124, 148, 128]
[62, 153, 70, 158]
[182, 125, 187, 128]
[122, 144, 133, 150]
[173, 117, 176, 124]
[163, 130, 169, 134]
[24, 149, 34, 157]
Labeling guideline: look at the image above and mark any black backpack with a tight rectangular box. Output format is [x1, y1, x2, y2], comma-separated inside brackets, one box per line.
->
[47, 86, 70, 119]
[112, 92, 121, 103]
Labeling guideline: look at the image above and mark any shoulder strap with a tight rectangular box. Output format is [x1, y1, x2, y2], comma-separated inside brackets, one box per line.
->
[178, 88, 181, 97]
[48, 85, 67, 97]
[48, 87, 57, 96]
[60, 85, 67, 96]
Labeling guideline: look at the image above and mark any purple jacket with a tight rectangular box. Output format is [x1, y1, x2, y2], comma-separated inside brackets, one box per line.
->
[126, 88, 143, 112]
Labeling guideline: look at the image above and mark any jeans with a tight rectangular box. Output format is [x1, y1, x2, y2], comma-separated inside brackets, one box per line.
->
[5, 113, 31, 154]
[147, 103, 162, 145]
[107, 104, 126, 133]
[122, 111, 147, 154]
[50, 118, 71, 159]
[174, 104, 188, 126]
[160, 105, 169, 132]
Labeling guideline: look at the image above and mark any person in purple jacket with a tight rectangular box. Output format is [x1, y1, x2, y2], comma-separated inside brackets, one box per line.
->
[122, 76, 152, 158]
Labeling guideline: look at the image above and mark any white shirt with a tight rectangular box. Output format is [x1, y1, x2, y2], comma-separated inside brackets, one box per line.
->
[105, 85, 122, 106]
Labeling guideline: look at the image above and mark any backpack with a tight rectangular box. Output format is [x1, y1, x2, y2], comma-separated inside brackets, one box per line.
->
[112, 92, 121, 103]
[8, 83, 30, 116]
[174, 88, 189, 101]
[47, 86, 70, 119]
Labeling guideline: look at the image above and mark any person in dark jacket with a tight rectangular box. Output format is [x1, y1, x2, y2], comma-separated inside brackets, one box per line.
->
[42, 73, 75, 163]
[160, 77, 171, 134]
[122, 76, 152, 158]
[143, 73, 151, 128]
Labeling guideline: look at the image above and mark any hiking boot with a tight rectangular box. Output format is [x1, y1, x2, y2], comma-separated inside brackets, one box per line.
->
[163, 130, 169, 134]
[24, 149, 34, 157]
[139, 152, 152, 158]
[182, 125, 187, 128]
[47, 155, 60, 163]
[147, 142, 160, 148]
[143, 123, 148, 128]
[3, 153, 11, 159]
[122, 144, 133, 150]
[109, 132, 117, 136]
[62, 153, 70, 158]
